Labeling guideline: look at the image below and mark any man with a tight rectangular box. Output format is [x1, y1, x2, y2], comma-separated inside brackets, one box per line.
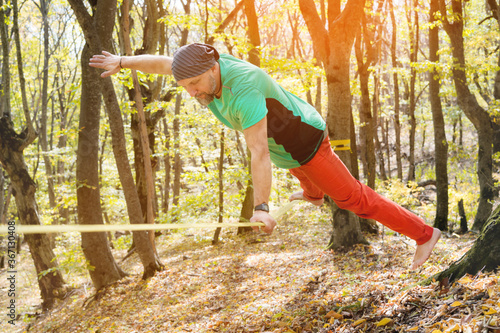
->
[90, 43, 441, 270]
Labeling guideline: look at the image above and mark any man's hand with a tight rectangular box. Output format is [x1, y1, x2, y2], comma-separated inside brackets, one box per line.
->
[89, 51, 121, 78]
[250, 210, 277, 234]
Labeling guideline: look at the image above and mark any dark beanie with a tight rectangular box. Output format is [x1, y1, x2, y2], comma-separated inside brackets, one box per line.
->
[172, 43, 220, 82]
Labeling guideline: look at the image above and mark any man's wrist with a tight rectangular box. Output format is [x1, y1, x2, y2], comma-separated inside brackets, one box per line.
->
[254, 203, 269, 213]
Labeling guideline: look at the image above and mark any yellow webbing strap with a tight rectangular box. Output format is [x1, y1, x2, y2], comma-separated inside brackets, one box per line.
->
[0, 201, 299, 234]
[330, 139, 351, 151]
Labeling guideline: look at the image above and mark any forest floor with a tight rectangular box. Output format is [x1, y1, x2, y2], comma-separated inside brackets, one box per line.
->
[2, 204, 500, 333]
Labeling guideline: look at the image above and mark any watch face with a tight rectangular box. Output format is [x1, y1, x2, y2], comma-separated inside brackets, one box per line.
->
[255, 203, 269, 212]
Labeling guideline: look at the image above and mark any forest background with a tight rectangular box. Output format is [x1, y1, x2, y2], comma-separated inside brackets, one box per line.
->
[0, 0, 499, 331]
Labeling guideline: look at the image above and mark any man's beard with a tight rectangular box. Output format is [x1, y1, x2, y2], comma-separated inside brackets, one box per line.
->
[195, 74, 217, 107]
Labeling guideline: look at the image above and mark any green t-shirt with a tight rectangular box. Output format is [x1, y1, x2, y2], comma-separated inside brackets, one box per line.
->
[208, 54, 326, 169]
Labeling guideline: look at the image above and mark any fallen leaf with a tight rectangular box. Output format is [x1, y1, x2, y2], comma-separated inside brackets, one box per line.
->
[376, 317, 392, 327]
[451, 301, 463, 307]
[353, 318, 366, 326]
[325, 310, 343, 320]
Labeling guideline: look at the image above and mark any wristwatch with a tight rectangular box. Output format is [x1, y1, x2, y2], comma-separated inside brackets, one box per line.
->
[254, 203, 270, 213]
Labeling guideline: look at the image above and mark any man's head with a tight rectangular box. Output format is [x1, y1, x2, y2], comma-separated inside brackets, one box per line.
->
[172, 43, 220, 106]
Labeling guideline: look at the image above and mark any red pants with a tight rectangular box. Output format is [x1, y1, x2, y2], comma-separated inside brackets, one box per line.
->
[289, 137, 433, 245]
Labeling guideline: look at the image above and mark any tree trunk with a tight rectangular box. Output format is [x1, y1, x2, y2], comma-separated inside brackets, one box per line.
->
[406, 1, 418, 183]
[389, 0, 403, 180]
[77, 44, 127, 290]
[0, 0, 65, 310]
[162, 119, 171, 213]
[0, 0, 10, 118]
[458, 199, 468, 234]
[38, 0, 56, 209]
[69, 0, 162, 280]
[355, 28, 376, 189]
[0, 118, 65, 310]
[440, 0, 495, 231]
[429, 0, 449, 231]
[213, 129, 225, 244]
[120, 0, 162, 252]
[433, 204, 500, 284]
[300, 0, 367, 250]
[238, 0, 261, 233]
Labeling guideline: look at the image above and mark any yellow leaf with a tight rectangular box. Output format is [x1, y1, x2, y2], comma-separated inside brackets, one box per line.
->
[458, 276, 473, 284]
[376, 318, 392, 327]
[445, 324, 460, 332]
[450, 301, 463, 307]
[485, 308, 497, 315]
[326, 310, 343, 319]
[431, 330, 443, 333]
[407, 326, 419, 331]
[353, 319, 366, 326]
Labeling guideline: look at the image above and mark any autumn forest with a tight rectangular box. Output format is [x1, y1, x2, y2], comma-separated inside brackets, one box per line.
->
[0, 0, 500, 332]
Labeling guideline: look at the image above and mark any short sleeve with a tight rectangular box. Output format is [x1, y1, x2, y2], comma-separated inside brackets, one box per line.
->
[231, 87, 267, 130]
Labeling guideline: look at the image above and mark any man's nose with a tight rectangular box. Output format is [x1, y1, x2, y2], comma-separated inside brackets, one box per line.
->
[186, 86, 197, 97]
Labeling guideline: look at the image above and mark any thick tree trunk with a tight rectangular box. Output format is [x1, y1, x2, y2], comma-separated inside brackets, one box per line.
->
[300, 0, 367, 250]
[0, 117, 65, 309]
[429, 0, 449, 231]
[433, 204, 500, 284]
[441, 0, 495, 231]
[77, 45, 127, 290]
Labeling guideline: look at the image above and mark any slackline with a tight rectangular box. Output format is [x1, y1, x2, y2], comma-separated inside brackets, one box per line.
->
[0, 200, 299, 235]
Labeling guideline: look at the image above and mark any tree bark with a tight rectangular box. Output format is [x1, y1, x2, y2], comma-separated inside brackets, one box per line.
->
[0, 118, 65, 310]
[238, 0, 261, 234]
[354, 15, 377, 189]
[213, 129, 225, 244]
[299, 0, 367, 250]
[38, 0, 57, 209]
[0, 0, 10, 118]
[77, 44, 127, 290]
[406, 0, 418, 183]
[389, 0, 403, 180]
[0, 0, 65, 310]
[69, 0, 162, 280]
[429, 0, 449, 231]
[440, 0, 495, 231]
[433, 204, 500, 284]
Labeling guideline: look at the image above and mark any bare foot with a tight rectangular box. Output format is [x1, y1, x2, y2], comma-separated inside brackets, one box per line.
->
[411, 228, 441, 270]
[289, 191, 324, 207]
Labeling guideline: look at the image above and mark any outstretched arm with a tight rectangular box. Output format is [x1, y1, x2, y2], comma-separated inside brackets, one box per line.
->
[89, 51, 173, 78]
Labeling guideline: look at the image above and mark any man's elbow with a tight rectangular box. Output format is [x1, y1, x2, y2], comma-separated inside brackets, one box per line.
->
[251, 147, 270, 161]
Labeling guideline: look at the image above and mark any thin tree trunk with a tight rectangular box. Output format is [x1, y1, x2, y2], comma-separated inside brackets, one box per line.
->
[162, 119, 171, 214]
[429, 0, 449, 231]
[37, 0, 56, 209]
[355, 28, 376, 189]
[0, 0, 10, 118]
[213, 129, 225, 244]
[238, 0, 261, 233]
[407, 0, 418, 183]
[389, 0, 403, 180]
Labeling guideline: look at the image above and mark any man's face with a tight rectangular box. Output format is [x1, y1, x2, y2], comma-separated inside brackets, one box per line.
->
[177, 68, 218, 107]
